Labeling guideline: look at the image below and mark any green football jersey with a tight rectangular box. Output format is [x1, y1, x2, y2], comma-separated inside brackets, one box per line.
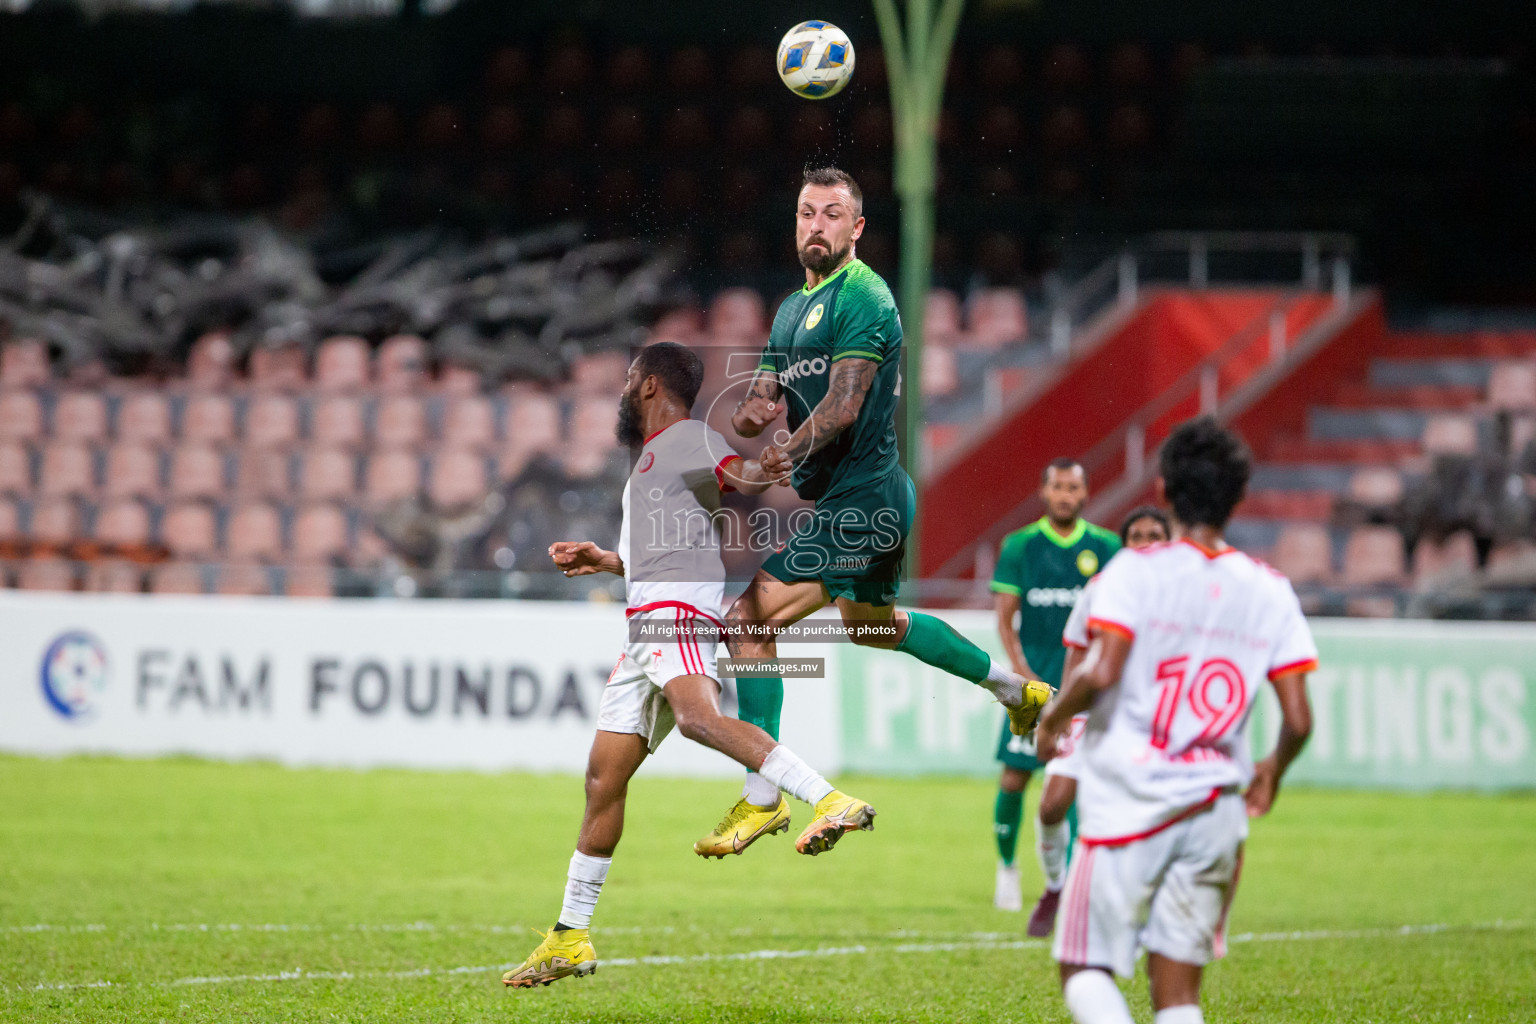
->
[757, 259, 903, 503]
[990, 517, 1122, 687]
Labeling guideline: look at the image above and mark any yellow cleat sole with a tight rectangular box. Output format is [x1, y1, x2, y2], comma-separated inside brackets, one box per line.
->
[503, 960, 597, 988]
[694, 815, 791, 859]
[795, 803, 876, 856]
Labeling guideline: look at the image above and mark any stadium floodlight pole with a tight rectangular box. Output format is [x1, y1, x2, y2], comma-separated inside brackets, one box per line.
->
[872, 0, 965, 586]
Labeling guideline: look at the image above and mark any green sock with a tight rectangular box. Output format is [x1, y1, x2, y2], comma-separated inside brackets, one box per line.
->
[897, 611, 991, 684]
[735, 675, 783, 739]
[1064, 799, 1079, 867]
[994, 788, 1024, 865]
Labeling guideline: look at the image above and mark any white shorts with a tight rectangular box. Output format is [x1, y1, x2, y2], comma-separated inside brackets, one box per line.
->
[1043, 715, 1088, 781]
[1052, 792, 1246, 978]
[596, 613, 720, 753]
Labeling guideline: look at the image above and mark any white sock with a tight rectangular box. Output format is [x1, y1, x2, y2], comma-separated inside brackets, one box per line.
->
[1063, 970, 1134, 1024]
[1037, 818, 1070, 891]
[756, 744, 835, 805]
[557, 851, 611, 930]
[741, 770, 781, 808]
[1154, 1006, 1204, 1024]
[980, 658, 1023, 705]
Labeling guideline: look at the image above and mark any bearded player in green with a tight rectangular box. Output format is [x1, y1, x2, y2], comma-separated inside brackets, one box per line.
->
[692, 167, 1050, 858]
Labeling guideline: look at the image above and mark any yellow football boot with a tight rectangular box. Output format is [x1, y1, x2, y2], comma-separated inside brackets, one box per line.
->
[502, 927, 597, 988]
[1007, 679, 1054, 737]
[693, 796, 791, 858]
[794, 790, 876, 856]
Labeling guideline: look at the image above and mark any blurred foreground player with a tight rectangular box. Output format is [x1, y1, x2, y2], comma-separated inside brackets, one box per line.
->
[504, 343, 876, 990]
[1027, 505, 1169, 937]
[699, 167, 1051, 857]
[1034, 417, 1315, 1024]
[989, 460, 1120, 910]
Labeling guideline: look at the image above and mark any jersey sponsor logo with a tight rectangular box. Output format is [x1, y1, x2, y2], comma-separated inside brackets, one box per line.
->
[638, 452, 655, 472]
[804, 302, 825, 330]
[780, 355, 829, 384]
[1026, 585, 1083, 608]
[1076, 549, 1099, 576]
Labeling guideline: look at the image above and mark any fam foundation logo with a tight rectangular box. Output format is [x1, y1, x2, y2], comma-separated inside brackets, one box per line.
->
[40, 631, 110, 721]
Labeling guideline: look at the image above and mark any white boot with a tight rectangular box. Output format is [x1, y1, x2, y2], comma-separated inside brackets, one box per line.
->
[994, 861, 1023, 911]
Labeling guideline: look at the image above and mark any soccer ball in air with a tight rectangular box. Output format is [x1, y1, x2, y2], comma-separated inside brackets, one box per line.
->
[777, 20, 855, 100]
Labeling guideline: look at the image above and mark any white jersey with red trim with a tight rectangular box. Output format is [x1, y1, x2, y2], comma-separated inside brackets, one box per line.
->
[1075, 539, 1317, 843]
[618, 418, 738, 623]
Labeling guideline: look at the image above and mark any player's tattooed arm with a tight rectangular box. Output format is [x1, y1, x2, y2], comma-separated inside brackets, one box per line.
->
[719, 455, 781, 495]
[549, 540, 624, 577]
[733, 369, 783, 438]
[775, 356, 877, 466]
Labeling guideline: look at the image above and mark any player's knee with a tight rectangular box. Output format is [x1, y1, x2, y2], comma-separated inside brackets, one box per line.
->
[673, 706, 719, 745]
[583, 766, 626, 808]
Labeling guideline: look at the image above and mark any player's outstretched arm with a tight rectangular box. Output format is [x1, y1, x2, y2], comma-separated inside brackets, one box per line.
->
[775, 356, 877, 466]
[1037, 631, 1131, 760]
[1245, 671, 1313, 817]
[733, 370, 783, 438]
[549, 541, 624, 577]
[718, 455, 782, 496]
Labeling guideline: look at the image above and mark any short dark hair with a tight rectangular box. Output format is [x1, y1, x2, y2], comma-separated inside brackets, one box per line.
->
[1158, 416, 1251, 529]
[1118, 505, 1171, 545]
[1041, 457, 1085, 486]
[801, 166, 863, 218]
[634, 341, 704, 409]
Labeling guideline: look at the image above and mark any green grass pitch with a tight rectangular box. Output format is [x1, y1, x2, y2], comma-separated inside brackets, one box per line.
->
[2, 754, 1532, 1022]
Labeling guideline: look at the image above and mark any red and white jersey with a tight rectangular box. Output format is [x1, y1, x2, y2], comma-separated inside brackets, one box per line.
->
[618, 419, 738, 627]
[1074, 540, 1317, 843]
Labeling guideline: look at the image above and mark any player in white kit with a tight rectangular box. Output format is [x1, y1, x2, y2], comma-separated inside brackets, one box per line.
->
[505, 343, 876, 990]
[1034, 417, 1316, 1024]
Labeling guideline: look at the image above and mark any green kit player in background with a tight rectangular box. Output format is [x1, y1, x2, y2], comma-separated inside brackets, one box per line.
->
[692, 167, 1050, 857]
[989, 458, 1120, 910]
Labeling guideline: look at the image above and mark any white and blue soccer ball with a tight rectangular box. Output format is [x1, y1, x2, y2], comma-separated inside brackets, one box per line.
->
[777, 20, 855, 100]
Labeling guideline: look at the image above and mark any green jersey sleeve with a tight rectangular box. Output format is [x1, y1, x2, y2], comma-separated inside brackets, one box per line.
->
[831, 262, 900, 365]
[990, 530, 1028, 595]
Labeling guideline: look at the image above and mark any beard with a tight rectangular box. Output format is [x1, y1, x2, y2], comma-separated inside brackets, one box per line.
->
[615, 388, 644, 447]
[797, 237, 851, 276]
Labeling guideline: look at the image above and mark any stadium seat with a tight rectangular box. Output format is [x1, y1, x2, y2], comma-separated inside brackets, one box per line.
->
[116, 392, 173, 445]
[923, 346, 959, 398]
[284, 564, 335, 598]
[0, 441, 30, 496]
[1042, 43, 1092, 89]
[379, 336, 433, 393]
[1411, 531, 1477, 590]
[225, 502, 282, 562]
[297, 447, 355, 502]
[427, 448, 489, 510]
[1487, 361, 1536, 410]
[37, 442, 95, 499]
[442, 396, 497, 451]
[723, 107, 773, 151]
[52, 392, 108, 443]
[0, 494, 20, 543]
[707, 288, 767, 340]
[248, 343, 307, 392]
[149, 562, 205, 595]
[607, 44, 652, 90]
[571, 352, 628, 396]
[1042, 106, 1089, 152]
[1106, 104, 1153, 152]
[925, 289, 964, 347]
[94, 498, 152, 551]
[83, 559, 143, 594]
[310, 396, 366, 448]
[186, 332, 236, 391]
[0, 390, 44, 442]
[1484, 540, 1536, 587]
[356, 102, 404, 149]
[480, 105, 523, 149]
[314, 336, 370, 392]
[181, 394, 236, 446]
[29, 498, 82, 550]
[0, 339, 49, 388]
[244, 394, 300, 449]
[974, 105, 1024, 152]
[966, 289, 1028, 348]
[375, 396, 428, 449]
[1421, 414, 1479, 456]
[662, 107, 711, 150]
[978, 44, 1026, 92]
[569, 396, 619, 448]
[16, 555, 75, 592]
[649, 307, 703, 342]
[161, 502, 218, 560]
[482, 45, 530, 94]
[215, 562, 272, 597]
[1107, 42, 1156, 88]
[168, 444, 226, 501]
[1270, 523, 1334, 584]
[1341, 526, 1408, 587]
[291, 503, 348, 565]
[363, 450, 420, 505]
[498, 391, 562, 474]
[233, 448, 292, 501]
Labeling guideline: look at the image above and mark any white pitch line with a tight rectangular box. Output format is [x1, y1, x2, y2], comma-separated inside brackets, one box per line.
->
[22, 920, 1528, 994]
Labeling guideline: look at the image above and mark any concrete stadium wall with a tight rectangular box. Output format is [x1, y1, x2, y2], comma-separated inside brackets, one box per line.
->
[2, 593, 1532, 789]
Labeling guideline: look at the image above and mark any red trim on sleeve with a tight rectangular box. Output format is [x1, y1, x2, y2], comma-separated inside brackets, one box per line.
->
[1080, 788, 1223, 847]
[1062, 638, 1089, 650]
[714, 455, 740, 493]
[1268, 657, 1318, 681]
[1088, 617, 1135, 642]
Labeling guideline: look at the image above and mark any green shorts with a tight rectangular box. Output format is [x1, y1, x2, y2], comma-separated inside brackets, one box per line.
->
[760, 467, 915, 606]
[996, 712, 1043, 771]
